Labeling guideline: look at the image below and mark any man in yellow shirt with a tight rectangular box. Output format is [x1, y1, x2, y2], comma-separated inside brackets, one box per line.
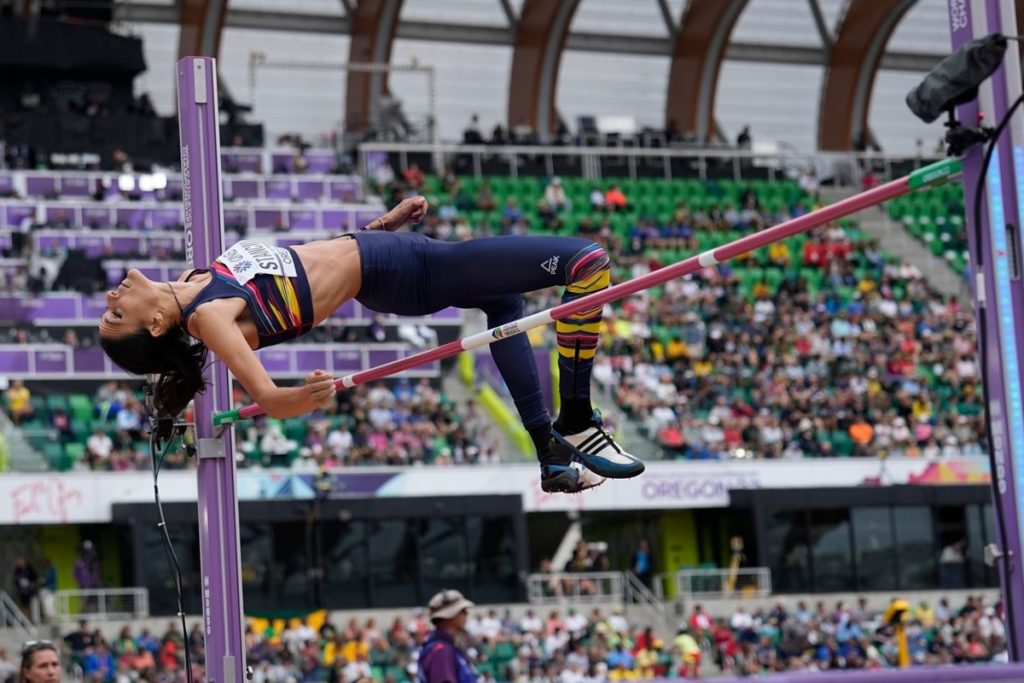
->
[674, 626, 701, 678]
[5, 379, 32, 425]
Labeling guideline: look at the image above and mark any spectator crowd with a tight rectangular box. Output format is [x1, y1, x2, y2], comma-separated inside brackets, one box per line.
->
[0, 594, 1005, 683]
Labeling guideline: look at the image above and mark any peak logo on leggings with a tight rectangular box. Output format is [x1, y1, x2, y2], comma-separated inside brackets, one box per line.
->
[540, 255, 560, 275]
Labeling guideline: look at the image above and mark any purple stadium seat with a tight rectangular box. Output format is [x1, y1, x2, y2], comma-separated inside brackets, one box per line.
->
[295, 180, 324, 202]
[332, 349, 363, 371]
[265, 179, 292, 200]
[73, 347, 108, 373]
[6, 204, 37, 228]
[270, 154, 292, 174]
[321, 209, 351, 231]
[153, 208, 183, 230]
[115, 208, 151, 230]
[109, 235, 141, 255]
[79, 235, 108, 258]
[305, 152, 335, 174]
[60, 177, 91, 198]
[45, 206, 79, 227]
[0, 175, 14, 197]
[25, 175, 58, 198]
[289, 209, 317, 230]
[224, 151, 263, 174]
[355, 210, 379, 228]
[368, 349, 400, 367]
[34, 350, 69, 373]
[257, 349, 291, 372]
[296, 349, 329, 372]
[255, 209, 286, 230]
[228, 178, 261, 200]
[83, 207, 112, 229]
[224, 208, 250, 231]
[163, 178, 184, 201]
[329, 180, 359, 202]
[0, 350, 30, 373]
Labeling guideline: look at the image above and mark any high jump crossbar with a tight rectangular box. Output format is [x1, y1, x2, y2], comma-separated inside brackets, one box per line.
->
[213, 157, 961, 427]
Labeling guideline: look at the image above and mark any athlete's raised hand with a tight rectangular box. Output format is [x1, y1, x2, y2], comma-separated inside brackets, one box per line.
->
[374, 196, 428, 231]
[304, 369, 337, 408]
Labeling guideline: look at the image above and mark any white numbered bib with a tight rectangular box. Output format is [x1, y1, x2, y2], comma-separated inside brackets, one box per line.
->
[217, 240, 297, 285]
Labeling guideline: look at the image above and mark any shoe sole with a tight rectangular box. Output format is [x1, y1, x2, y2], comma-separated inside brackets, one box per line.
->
[550, 435, 646, 479]
[540, 476, 605, 494]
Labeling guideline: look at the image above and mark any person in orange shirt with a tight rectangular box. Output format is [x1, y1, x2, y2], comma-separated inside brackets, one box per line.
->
[604, 185, 628, 211]
[849, 419, 874, 454]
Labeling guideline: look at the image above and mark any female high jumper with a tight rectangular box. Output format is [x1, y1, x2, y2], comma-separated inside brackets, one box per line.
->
[98, 197, 644, 493]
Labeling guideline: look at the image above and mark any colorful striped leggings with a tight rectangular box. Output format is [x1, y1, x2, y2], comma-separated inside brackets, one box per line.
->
[352, 231, 611, 430]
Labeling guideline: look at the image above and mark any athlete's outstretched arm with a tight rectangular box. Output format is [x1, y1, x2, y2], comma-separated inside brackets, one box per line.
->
[192, 308, 335, 418]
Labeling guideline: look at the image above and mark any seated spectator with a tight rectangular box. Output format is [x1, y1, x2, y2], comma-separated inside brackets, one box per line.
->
[543, 177, 569, 213]
[4, 379, 32, 425]
[604, 185, 627, 211]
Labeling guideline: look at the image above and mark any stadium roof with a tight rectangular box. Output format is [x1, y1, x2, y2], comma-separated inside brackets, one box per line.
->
[110, 0, 1021, 150]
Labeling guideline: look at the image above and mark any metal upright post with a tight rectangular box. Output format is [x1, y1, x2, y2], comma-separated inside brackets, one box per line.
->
[949, 0, 1024, 657]
[176, 56, 246, 683]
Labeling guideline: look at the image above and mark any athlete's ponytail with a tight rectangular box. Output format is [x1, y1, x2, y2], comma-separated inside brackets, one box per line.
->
[100, 326, 208, 418]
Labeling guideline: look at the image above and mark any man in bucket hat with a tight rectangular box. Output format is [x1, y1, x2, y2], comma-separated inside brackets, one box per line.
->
[417, 590, 478, 683]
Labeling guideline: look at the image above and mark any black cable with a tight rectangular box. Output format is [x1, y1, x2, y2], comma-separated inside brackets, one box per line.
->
[150, 426, 195, 683]
[969, 91, 1024, 659]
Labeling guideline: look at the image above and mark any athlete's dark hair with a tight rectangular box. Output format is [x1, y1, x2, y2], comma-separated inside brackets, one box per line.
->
[100, 326, 208, 417]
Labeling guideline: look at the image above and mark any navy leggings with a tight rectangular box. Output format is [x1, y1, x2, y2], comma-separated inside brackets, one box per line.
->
[351, 231, 610, 429]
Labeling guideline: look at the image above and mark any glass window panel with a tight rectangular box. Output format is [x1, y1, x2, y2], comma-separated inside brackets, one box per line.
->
[764, 511, 809, 593]
[322, 520, 369, 609]
[141, 523, 200, 616]
[852, 507, 896, 592]
[274, 521, 317, 610]
[368, 519, 420, 607]
[467, 517, 519, 603]
[894, 506, 936, 589]
[810, 509, 854, 592]
[935, 506, 968, 590]
[239, 522, 274, 613]
[419, 518, 470, 599]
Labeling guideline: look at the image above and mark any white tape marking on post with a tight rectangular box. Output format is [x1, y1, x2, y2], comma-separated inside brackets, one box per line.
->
[698, 251, 719, 268]
[193, 61, 208, 104]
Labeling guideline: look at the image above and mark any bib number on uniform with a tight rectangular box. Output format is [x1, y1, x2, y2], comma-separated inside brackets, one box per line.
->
[218, 240, 297, 285]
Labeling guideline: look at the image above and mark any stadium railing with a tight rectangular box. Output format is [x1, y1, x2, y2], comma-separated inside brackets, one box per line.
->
[0, 589, 38, 640]
[662, 566, 773, 601]
[358, 141, 945, 186]
[55, 587, 149, 623]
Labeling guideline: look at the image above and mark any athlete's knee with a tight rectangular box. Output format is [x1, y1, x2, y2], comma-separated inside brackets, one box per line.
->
[565, 243, 611, 291]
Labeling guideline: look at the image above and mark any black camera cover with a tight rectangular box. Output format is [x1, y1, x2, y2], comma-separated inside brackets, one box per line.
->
[907, 33, 1008, 123]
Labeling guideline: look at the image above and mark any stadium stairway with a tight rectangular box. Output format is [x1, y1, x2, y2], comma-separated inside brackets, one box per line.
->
[0, 410, 49, 472]
[820, 187, 967, 299]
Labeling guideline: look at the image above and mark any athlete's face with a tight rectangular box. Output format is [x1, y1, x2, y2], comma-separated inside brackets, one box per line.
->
[97, 268, 162, 339]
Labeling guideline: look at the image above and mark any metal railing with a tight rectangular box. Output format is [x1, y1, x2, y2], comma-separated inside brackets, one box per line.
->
[55, 588, 149, 622]
[359, 141, 944, 186]
[0, 590, 38, 640]
[624, 571, 670, 634]
[673, 567, 772, 600]
[526, 571, 625, 605]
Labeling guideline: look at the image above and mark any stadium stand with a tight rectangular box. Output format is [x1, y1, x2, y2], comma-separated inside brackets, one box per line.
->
[887, 183, 969, 274]
[30, 593, 1005, 683]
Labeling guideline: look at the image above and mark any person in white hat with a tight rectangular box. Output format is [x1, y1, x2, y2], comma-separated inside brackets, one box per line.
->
[418, 590, 477, 683]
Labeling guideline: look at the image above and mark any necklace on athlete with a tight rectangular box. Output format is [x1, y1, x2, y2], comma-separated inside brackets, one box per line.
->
[167, 282, 186, 319]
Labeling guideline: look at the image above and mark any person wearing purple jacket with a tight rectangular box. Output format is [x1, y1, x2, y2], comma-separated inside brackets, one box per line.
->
[417, 590, 477, 683]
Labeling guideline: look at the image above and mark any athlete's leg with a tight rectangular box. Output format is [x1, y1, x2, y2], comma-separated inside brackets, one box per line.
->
[431, 235, 643, 482]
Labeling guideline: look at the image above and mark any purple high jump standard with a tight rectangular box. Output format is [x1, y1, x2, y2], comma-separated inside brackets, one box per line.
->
[950, 0, 1024, 660]
[176, 57, 247, 683]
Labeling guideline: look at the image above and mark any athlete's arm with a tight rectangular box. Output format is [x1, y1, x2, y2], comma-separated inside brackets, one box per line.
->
[364, 196, 427, 231]
[192, 308, 334, 418]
